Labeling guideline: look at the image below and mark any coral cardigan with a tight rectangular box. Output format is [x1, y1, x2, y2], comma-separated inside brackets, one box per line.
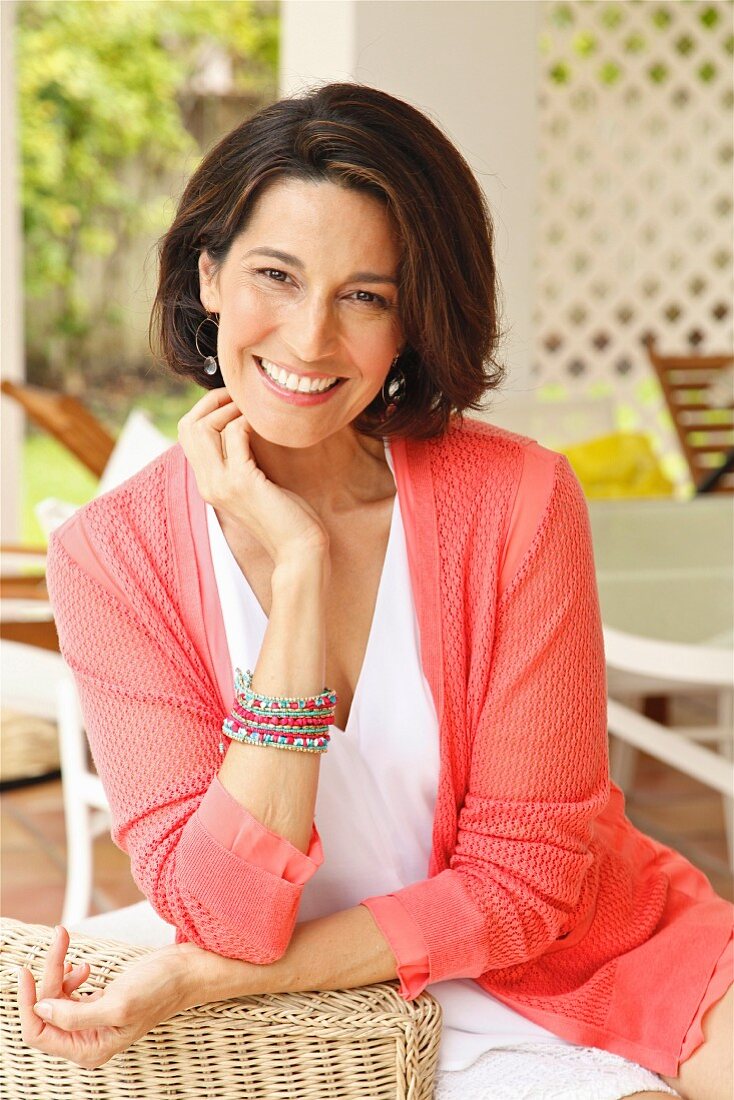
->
[45, 416, 733, 1078]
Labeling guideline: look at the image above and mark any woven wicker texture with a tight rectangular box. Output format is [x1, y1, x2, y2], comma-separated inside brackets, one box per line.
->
[0, 711, 60, 784]
[0, 917, 442, 1099]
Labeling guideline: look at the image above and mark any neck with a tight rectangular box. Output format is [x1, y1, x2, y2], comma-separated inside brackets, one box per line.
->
[248, 427, 394, 516]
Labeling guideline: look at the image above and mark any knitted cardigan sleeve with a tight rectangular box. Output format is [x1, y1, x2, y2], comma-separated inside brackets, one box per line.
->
[361, 453, 610, 998]
[46, 519, 322, 963]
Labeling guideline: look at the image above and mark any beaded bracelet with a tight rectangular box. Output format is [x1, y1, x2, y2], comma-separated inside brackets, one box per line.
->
[219, 667, 338, 756]
[235, 667, 337, 713]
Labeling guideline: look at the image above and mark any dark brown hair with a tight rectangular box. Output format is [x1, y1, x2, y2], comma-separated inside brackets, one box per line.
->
[150, 82, 506, 440]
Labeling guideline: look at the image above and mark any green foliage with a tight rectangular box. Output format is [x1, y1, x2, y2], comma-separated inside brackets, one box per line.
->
[17, 0, 277, 359]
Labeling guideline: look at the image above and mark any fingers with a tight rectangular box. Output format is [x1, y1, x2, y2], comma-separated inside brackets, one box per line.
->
[220, 412, 253, 466]
[30, 989, 118, 1031]
[17, 965, 43, 1043]
[37, 925, 69, 1001]
[63, 962, 91, 997]
[178, 388, 244, 467]
[178, 387, 234, 429]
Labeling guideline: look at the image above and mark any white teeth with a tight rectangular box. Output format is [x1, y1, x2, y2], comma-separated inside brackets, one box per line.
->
[259, 357, 338, 393]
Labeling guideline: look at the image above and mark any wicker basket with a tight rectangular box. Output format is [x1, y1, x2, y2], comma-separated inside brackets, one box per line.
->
[0, 917, 442, 1099]
[0, 711, 60, 786]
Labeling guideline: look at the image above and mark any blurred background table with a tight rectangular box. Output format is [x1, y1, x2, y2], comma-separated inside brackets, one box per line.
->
[588, 495, 733, 651]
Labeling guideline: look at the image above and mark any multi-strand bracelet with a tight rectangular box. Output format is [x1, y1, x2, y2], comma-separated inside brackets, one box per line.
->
[219, 667, 338, 756]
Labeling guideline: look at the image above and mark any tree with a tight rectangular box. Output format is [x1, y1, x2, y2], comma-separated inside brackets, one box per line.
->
[17, 0, 277, 386]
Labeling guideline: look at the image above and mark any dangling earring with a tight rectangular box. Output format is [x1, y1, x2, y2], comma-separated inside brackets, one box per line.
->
[381, 351, 407, 414]
[195, 312, 219, 375]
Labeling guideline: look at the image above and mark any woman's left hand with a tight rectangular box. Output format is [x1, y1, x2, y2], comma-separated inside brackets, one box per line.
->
[17, 925, 193, 1070]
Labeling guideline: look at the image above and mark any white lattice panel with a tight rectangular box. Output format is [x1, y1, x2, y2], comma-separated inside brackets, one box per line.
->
[534, 0, 733, 491]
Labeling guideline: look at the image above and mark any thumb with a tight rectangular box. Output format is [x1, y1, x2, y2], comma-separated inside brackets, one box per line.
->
[33, 990, 118, 1031]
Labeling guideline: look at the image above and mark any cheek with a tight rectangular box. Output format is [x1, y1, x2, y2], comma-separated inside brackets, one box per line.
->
[348, 326, 398, 374]
[221, 291, 275, 346]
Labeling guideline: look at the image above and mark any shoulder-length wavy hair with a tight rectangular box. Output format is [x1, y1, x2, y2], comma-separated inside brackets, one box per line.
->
[150, 82, 506, 441]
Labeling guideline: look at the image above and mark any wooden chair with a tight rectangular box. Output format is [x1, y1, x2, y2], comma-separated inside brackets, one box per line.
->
[0, 917, 442, 1099]
[1, 383, 168, 653]
[0, 380, 115, 478]
[643, 334, 734, 494]
[0, 379, 113, 653]
[0, 546, 57, 653]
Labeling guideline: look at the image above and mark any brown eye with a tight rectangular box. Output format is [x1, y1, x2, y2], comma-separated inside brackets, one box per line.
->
[352, 290, 388, 308]
[258, 268, 290, 282]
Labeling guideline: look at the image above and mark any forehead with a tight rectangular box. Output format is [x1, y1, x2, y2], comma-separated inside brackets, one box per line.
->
[237, 178, 401, 262]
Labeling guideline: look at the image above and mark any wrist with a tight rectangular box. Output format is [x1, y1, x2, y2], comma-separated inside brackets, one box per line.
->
[174, 942, 259, 1010]
[271, 553, 330, 592]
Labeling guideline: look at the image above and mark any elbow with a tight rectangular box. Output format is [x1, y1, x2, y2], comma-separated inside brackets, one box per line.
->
[175, 915, 295, 965]
[136, 825, 304, 964]
[455, 844, 599, 971]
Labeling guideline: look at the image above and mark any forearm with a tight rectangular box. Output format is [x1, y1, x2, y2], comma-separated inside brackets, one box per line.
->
[179, 904, 398, 1009]
[216, 555, 329, 853]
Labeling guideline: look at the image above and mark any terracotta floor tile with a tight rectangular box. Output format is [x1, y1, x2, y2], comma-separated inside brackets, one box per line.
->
[628, 794, 726, 836]
[0, 809, 34, 850]
[2, 883, 67, 927]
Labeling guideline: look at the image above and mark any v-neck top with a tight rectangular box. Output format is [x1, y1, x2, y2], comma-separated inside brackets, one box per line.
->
[204, 438, 569, 1072]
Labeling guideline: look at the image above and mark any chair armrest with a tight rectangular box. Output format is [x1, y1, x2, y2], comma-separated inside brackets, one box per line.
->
[0, 917, 442, 1100]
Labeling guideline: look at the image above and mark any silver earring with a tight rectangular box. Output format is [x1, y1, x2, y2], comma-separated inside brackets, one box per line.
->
[195, 312, 219, 375]
[381, 352, 406, 411]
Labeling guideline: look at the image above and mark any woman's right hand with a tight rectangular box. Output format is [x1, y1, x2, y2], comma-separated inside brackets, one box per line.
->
[177, 387, 330, 568]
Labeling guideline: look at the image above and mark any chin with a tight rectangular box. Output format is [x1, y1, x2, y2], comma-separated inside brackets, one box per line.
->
[248, 414, 340, 450]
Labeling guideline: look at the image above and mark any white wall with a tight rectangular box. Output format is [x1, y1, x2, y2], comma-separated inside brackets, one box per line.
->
[1, 0, 25, 542]
[280, 0, 540, 408]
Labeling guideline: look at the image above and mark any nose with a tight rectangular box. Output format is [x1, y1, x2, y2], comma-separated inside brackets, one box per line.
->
[281, 294, 339, 366]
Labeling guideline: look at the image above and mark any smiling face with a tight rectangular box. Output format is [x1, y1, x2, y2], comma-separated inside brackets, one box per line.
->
[198, 177, 404, 449]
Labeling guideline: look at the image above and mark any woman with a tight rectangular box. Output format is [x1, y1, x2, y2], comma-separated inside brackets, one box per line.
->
[18, 83, 732, 1099]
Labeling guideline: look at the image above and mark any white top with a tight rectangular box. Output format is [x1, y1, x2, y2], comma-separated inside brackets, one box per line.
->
[206, 438, 569, 1073]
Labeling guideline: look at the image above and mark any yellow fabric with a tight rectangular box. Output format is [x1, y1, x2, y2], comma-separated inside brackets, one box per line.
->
[559, 432, 676, 499]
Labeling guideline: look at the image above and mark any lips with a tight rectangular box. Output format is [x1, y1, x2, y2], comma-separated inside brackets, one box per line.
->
[254, 356, 342, 393]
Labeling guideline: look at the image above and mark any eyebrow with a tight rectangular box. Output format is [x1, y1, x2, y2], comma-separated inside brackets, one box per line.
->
[242, 248, 398, 286]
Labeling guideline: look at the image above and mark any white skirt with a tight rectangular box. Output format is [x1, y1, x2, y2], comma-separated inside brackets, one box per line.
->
[70, 904, 681, 1100]
[434, 1042, 681, 1100]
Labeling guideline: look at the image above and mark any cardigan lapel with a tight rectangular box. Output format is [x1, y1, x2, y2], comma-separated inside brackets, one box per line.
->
[389, 435, 444, 732]
[168, 443, 234, 717]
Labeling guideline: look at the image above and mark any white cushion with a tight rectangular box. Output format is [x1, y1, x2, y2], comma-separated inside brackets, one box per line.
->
[68, 900, 176, 947]
[35, 410, 171, 538]
[96, 409, 170, 495]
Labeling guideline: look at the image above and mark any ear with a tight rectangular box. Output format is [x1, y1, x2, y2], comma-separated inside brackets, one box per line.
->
[198, 250, 221, 313]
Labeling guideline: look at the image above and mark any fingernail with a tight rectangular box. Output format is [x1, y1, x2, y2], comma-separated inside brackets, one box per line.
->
[34, 1001, 52, 1021]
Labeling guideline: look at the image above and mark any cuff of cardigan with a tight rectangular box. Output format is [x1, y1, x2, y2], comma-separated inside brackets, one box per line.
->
[360, 893, 430, 1000]
[173, 812, 310, 961]
[197, 774, 323, 885]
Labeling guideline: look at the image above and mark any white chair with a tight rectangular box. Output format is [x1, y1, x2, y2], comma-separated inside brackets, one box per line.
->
[55, 669, 113, 925]
[4, 410, 170, 924]
[0, 640, 112, 924]
[605, 629, 734, 871]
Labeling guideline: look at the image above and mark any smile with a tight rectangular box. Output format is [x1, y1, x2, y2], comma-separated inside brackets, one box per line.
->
[257, 356, 341, 393]
[254, 356, 347, 405]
